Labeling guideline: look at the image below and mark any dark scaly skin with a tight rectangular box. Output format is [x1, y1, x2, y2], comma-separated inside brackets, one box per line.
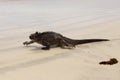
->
[23, 31, 109, 50]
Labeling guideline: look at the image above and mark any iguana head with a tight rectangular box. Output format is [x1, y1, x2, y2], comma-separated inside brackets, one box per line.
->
[29, 32, 41, 40]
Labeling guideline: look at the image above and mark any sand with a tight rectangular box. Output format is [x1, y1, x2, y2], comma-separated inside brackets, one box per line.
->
[0, 0, 120, 80]
[0, 20, 120, 80]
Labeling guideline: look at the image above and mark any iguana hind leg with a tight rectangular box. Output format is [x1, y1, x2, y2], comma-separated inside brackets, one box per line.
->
[59, 39, 75, 49]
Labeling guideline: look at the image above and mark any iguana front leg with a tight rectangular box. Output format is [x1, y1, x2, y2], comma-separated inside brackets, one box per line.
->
[41, 41, 50, 50]
[23, 41, 34, 45]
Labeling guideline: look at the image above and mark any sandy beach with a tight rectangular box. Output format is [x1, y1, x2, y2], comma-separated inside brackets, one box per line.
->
[0, 20, 120, 80]
[0, 0, 120, 80]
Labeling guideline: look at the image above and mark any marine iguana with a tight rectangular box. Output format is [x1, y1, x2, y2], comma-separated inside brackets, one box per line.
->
[23, 31, 109, 50]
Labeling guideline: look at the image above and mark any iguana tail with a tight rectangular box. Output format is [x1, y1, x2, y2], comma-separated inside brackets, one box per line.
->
[74, 39, 109, 45]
